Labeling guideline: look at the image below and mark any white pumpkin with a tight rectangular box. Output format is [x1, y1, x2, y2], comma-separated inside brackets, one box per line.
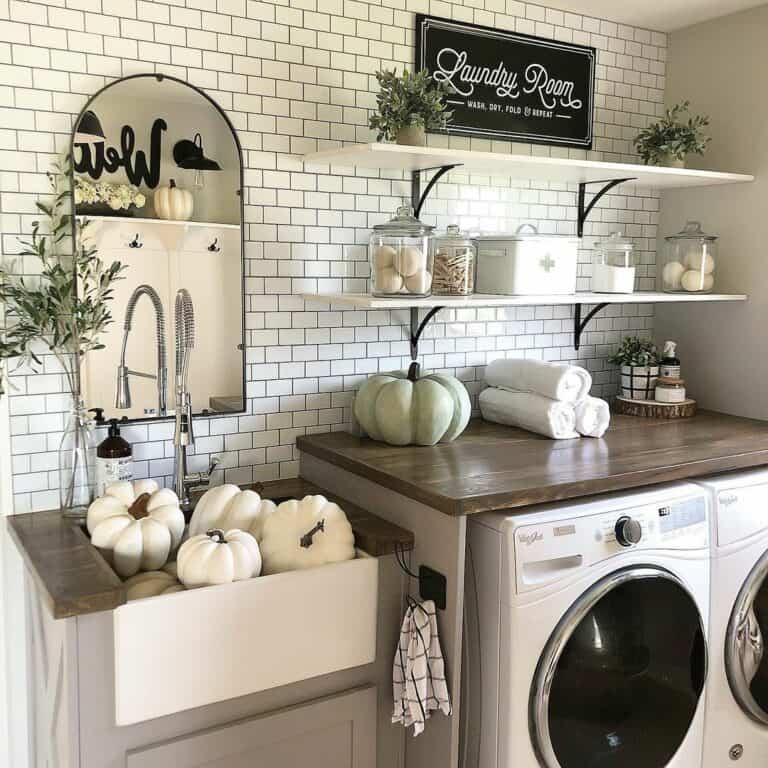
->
[154, 179, 193, 221]
[259, 495, 355, 575]
[354, 363, 471, 446]
[189, 484, 277, 540]
[176, 528, 262, 588]
[123, 570, 185, 601]
[87, 480, 185, 579]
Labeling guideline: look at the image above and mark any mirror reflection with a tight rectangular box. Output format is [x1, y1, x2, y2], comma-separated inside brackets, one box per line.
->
[71, 74, 245, 422]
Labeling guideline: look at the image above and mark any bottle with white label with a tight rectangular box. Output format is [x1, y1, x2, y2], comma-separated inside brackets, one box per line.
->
[95, 419, 133, 496]
[660, 340, 681, 378]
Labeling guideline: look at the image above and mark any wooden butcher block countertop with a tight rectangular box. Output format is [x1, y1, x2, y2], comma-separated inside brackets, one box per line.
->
[297, 411, 768, 516]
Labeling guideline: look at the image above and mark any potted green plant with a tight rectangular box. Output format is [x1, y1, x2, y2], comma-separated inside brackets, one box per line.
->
[368, 68, 453, 147]
[633, 101, 710, 167]
[0, 154, 126, 518]
[609, 336, 660, 401]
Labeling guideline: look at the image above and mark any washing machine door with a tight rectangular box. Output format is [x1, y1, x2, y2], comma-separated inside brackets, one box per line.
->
[726, 549, 768, 724]
[530, 565, 707, 768]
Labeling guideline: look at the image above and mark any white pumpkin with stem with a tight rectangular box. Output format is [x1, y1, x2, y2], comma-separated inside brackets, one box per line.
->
[123, 570, 185, 601]
[188, 484, 277, 540]
[259, 495, 355, 575]
[153, 179, 193, 221]
[176, 528, 262, 588]
[87, 480, 185, 578]
[354, 362, 471, 446]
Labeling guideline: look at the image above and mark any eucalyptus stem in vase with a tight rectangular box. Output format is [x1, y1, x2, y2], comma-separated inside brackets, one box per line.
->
[0, 153, 126, 518]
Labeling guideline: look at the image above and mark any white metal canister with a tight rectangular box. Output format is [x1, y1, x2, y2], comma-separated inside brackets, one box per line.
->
[475, 225, 579, 296]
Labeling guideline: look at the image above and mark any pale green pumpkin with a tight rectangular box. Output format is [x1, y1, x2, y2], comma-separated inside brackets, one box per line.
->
[354, 365, 471, 446]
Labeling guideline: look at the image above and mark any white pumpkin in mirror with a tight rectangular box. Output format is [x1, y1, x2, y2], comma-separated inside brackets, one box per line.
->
[189, 484, 277, 540]
[87, 480, 185, 578]
[154, 179, 193, 221]
[123, 570, 185, 601]
[354, 362, 471, 446]
[259, 495, 355, 575]
[176, 528, 262, 588]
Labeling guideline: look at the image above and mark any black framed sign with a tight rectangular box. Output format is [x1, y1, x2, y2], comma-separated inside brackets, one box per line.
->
[415, 14, 596, 148]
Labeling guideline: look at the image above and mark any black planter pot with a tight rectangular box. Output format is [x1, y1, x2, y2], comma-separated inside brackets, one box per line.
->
[76, 203, 137, 217]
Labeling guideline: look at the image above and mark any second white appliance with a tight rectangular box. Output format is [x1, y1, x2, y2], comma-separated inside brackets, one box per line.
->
[462, 483, 710, 768]
[694, 468, 768, 767]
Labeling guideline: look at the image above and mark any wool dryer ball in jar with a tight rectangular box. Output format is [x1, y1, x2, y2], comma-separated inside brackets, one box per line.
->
[373, 244, 396, 270]
[662, 261, 686, 291]
[394, 246, 427, 277]
[375, 267, 404, 293]
[681, 269, 714, 292]
[684, 251, 715, 274]
[405, 269, 432, 295]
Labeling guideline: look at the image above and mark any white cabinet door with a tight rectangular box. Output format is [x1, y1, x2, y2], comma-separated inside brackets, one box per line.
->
[126, 686, 376, 768]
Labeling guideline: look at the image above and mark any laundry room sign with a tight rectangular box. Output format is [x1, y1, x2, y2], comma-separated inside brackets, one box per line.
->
[415, 14, 596, 148]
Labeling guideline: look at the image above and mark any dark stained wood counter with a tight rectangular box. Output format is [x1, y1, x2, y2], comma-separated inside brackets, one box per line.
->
[297, 411, 768, 516]
[6, 478, 414, 620]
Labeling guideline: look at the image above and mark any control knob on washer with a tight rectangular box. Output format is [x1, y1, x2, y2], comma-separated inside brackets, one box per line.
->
[615, 516, 642, 547]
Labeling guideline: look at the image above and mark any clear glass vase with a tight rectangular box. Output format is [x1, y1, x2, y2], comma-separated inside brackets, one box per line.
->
[59, 397, 96, 521]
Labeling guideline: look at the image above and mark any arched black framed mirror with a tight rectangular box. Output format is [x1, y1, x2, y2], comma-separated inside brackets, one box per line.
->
[69, 73, 245, 423]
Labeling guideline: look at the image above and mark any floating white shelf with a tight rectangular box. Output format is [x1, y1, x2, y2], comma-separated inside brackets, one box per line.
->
[303, 143, 755, 189]
[301, 291, 747, 310]
[79, 215, 240, 230]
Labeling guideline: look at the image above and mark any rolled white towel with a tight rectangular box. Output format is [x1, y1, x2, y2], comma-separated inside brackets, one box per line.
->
[485, 358, 592, 404]
[479, 387, 578, 440]
[574, 396, 611, 438]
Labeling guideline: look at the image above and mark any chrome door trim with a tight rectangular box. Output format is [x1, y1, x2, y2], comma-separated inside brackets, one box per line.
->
[529, 565, 706, 768]
[726, 549, 768, 725]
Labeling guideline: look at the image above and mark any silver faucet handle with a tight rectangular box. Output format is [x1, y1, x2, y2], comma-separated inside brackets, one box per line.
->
[206, 455, 221, 477]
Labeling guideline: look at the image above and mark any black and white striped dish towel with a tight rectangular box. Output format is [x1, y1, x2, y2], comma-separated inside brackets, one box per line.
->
[392, 599, 452, 735]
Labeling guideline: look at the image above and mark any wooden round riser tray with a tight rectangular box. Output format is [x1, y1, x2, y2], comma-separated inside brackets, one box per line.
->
[614, 396, 697, 419]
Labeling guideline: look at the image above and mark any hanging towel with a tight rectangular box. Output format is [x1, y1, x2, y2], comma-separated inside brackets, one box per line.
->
[575, 396, 611, 438]
[479, 387, 579, 440]
[392, 599, 452, 736]
[485, 358, 592, 404]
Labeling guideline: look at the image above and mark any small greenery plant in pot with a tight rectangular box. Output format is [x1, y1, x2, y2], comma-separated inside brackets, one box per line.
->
[369, 68, 453, 147]
[609, 336, 660, 401]
[634, 101, 710, 168]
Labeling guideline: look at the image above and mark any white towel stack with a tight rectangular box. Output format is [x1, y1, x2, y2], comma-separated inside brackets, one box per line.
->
[479, 358, 610, 440]
[392, 599, 452, 736]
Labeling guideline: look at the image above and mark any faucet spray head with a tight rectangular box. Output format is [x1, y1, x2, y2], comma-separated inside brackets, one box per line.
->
[115, 365, 131, 409]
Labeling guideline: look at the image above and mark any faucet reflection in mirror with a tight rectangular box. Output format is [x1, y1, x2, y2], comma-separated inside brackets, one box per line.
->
[115, 284, 168, 417]
[173, 288, 218, 513]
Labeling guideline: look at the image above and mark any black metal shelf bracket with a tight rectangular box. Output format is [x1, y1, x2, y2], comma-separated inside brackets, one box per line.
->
[577, 177, 636, 237]
[411, 164, 462, 218]
[574, 302, 609, 351]
[409, 306, 444, 361]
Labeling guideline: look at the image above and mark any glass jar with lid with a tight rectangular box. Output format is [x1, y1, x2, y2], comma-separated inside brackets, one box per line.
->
[369, 205, 434, 297]
[663, 221, 717, 293]
[432, 224, 476, 296]
[592, 232, 636, 293]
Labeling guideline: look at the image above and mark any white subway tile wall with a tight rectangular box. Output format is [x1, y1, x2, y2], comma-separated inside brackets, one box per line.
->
[1, 0, 666, 513]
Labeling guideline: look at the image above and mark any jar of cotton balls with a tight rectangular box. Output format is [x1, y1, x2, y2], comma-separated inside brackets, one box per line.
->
[369, 205, 434, 297]
[662, 221, 717, 293]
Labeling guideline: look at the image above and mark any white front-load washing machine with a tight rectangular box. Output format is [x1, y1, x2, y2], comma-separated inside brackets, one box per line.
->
[694, 468, 768, 767]
[461, 482, 710, 768]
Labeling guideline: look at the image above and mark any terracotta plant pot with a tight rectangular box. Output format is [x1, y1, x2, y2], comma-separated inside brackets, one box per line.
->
[620, 365, 660, 401]
[396, 125, 426, 147]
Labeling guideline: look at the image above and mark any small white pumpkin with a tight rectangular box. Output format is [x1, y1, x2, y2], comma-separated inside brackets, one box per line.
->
[259, 495, 355, 575]
[189, 484, 277, 540]
[153, 179, 193, 221]
[354, 363, 471, 446]
[87, 480, 185, 579]
[123, 570, 185, 601]
[176, 528, 262, 588]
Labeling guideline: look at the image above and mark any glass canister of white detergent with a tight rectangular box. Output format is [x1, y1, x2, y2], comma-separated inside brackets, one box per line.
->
[592, 232, 636, 293]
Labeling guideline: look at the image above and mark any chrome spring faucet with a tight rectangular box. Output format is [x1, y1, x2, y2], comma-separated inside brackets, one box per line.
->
[173, 288, 218, 512]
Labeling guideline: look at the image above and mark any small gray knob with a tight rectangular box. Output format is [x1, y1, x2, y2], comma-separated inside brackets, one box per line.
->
[615, 516, 642, 547]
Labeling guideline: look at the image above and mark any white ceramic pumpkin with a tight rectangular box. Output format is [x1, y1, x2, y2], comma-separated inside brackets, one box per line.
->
[123, 570, 185, 601]
[189, 484, 277, 540]
[354, 363, 471, 446]
[87, 480, 185, 578]
[259, 495, 355, 575]
[154, 179, 193, 221]
[176, 528, 262, 588]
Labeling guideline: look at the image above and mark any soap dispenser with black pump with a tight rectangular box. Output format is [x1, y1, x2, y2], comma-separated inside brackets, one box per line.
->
[95, 418, 133, 495]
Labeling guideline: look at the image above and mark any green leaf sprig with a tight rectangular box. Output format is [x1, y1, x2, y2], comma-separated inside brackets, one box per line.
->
[633, 101, 711, 165]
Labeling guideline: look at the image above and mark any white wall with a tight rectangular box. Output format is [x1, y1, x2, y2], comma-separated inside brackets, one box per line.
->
[656, 4, 768, 418]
